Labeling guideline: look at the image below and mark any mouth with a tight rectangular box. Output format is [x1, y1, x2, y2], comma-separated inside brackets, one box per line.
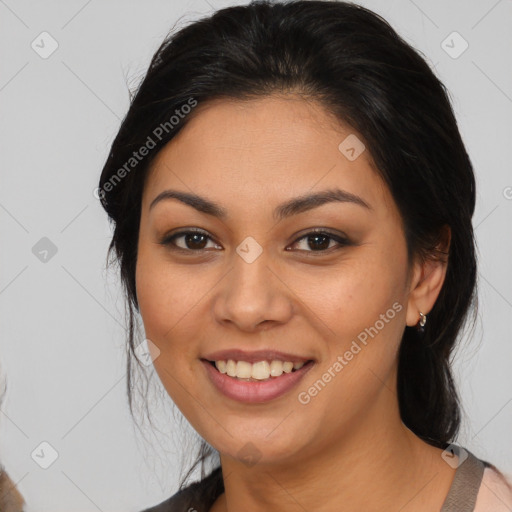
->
[203, 358, 313, 381]
[200, 353, 315, 403]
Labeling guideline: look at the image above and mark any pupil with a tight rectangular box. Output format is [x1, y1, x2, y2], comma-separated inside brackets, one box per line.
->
[309, 234, 329, 251]
[186, 233, 206, 250]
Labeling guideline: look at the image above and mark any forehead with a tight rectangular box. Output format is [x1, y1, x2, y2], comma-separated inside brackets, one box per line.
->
[143, 95, 393, 216]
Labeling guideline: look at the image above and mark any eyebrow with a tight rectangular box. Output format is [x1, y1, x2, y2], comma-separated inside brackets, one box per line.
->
[149, 187, 372, 221]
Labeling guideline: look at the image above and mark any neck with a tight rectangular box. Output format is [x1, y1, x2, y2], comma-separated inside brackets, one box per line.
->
[214, 379, 456, 512]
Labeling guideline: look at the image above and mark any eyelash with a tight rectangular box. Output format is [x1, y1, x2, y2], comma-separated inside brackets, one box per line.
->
[159, 228, 351, 255]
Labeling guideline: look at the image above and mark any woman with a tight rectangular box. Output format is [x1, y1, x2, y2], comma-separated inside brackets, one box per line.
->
[98, 1, 512, 510]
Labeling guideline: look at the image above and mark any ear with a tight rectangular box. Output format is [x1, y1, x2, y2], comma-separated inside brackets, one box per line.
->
[405, 225, 451, 328]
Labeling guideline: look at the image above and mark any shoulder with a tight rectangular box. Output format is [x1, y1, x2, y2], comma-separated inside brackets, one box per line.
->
[139, 467, 223, 512]
[474, 465, 512, 512]
[140, 482, 204, 512]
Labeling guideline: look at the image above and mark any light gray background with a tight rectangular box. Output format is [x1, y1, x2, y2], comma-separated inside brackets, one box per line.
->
[0, 0, 511, 511]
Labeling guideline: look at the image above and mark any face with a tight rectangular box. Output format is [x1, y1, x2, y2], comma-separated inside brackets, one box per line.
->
[136, 95, 414, 467]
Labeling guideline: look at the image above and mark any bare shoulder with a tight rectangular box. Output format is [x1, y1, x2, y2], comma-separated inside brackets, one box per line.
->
[474, 466, 512, 512]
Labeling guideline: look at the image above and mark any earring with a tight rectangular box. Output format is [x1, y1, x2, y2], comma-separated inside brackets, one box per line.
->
[416, 312, 427, 334]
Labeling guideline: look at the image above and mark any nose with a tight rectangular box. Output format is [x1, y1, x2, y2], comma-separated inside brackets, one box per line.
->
[212, 250, 294, 332]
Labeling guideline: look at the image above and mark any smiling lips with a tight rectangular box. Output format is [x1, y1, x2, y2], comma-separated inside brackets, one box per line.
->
[201, 349, 315, 403]
[215, 359, 305, 380]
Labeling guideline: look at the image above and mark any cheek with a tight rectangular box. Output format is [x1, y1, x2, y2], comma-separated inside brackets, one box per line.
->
[135, 260, 169, 341]
[136, 241, 199, 338]
[135, 247, 196, 363]
[135, 255, 203, 414]
[292, 245, 408, 404]
[291, 251, 406, 339]
[293, 255, 407, 429]
[134, 245, 221, 404]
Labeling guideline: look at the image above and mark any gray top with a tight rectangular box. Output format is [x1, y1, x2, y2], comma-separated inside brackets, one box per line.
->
[142, 444, 486, 512]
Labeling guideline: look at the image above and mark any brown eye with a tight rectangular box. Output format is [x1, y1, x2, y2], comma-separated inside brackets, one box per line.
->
[288, 229, 350, 254]
[160, 228, 350, 255]
[160, 229, 221, 252]
[303, 233, 331, 251]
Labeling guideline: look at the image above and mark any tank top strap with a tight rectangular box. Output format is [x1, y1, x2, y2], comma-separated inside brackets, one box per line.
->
[440, 445, 485, 512]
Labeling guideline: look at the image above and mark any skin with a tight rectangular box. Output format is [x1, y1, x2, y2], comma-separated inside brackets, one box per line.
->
[136, 95, 455, 512]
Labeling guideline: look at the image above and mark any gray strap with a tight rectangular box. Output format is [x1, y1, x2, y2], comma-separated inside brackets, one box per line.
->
[440, 445, 485, 512]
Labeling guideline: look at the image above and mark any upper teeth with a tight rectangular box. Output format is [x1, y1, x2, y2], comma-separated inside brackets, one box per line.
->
[215, 360, 305, 380]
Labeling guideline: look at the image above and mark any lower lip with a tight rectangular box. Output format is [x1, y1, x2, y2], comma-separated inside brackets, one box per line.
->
[201, 359, 314, 404]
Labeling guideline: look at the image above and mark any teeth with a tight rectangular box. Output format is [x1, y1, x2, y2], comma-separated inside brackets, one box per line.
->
[214, 359, 307, 379]
[216, 360, 227, 374]
[236, 361, 253, 378]
[226, 359, 237, 377]
[283, 361, 293, 373]
[270, 360, 283, 377]
[251, 360, 270, 379]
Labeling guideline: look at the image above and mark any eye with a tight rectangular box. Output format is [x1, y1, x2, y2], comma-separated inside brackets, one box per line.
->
[287, 228, 350, 253]
[160, 227, 350, 255]
[160, 229, 221, 252]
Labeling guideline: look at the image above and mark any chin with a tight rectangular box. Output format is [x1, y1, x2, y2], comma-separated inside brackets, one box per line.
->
[213, 428, 308, 468]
